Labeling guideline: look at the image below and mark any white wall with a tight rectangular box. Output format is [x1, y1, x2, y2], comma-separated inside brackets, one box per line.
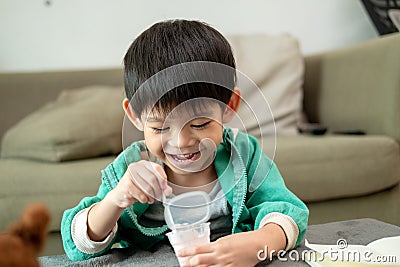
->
[0, 0, 378, 72]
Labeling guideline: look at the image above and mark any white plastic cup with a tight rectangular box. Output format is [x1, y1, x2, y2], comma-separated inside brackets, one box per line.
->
[166, 222, 211, 266]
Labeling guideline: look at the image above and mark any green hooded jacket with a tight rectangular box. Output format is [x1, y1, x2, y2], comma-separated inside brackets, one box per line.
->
[61, 128, 309, 261]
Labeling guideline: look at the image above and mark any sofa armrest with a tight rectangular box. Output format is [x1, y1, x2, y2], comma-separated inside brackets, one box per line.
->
[303, 33, 400, 141]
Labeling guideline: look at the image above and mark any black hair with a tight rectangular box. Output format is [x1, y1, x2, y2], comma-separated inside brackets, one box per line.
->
[123, 19, 236, 117]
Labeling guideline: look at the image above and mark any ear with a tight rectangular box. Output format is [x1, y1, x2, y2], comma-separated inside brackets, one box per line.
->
[122, 98, 144, 131]
[222, 87, 241, 124]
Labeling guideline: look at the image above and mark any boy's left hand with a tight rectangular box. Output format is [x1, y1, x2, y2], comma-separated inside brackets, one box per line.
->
[177, 231, 262, 267]
[177, 223, 286, 267]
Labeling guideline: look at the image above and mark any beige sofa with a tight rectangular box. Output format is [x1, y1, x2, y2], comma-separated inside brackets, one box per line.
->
[1, 33, 399, 256]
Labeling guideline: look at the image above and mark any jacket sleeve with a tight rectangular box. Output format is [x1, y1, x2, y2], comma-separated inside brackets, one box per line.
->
[61, 177, 116, 261]
[240, 133, 309, 248]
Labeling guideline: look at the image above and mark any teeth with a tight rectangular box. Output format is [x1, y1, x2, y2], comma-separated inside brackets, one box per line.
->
[171, 152, 197, 161]
[184, 153, 194, 159]
[175, 153, 193, 160]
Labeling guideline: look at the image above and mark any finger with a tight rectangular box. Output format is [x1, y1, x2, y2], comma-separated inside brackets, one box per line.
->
[121, 176, 149, 204]
[141, 162, 164, 200]
[149, 162, 169, 190]
[133, 169, 158, 203]
[177, 243, 214, 257]
[126, 183, 149, 204]
[183, 253, 216, 267]
[147, 162, 172, 196]
[119, 171, 149, 204]
[126, 165, 156, 203]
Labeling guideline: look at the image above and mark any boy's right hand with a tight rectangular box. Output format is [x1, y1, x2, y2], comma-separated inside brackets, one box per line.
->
[106, 160, 172, 208]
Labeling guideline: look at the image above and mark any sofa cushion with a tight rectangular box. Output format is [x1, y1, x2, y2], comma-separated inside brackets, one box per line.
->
[306, 184, 400, 225]
[227, 34, 304, 136]
[272, 134, 400, 202]
[0, 156, 115, 232]
[1, 86, 142, 162]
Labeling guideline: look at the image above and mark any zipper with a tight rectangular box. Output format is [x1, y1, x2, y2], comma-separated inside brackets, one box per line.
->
[228, 137, 248, 231]
[126, 209, 169, 237]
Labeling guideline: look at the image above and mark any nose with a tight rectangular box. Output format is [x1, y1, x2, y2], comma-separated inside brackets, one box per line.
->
[166, 125, 196, 149]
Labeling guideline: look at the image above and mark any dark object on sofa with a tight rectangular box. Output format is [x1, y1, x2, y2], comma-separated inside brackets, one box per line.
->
[361, 0, 400, 35]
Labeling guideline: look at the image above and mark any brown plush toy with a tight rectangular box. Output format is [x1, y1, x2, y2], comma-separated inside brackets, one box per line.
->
[0, 203, 50, 267]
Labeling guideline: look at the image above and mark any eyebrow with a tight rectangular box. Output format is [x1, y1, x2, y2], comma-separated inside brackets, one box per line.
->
[146, 110, 216, 123]
[145, 116, 164, 122]
[191, 111, 214, 119]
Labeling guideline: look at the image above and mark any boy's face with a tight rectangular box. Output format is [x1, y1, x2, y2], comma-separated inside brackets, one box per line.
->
[142, 100, 224, 175]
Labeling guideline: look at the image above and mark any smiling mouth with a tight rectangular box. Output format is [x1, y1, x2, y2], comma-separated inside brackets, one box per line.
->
[166, 151, 201, 163]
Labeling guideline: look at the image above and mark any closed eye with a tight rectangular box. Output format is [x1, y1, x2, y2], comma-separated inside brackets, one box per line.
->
[191, 121, 211, 129]
[151, 127, 169, 134]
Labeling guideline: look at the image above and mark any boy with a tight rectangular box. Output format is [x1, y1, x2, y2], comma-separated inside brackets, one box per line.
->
[61, 19, 308, 266]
